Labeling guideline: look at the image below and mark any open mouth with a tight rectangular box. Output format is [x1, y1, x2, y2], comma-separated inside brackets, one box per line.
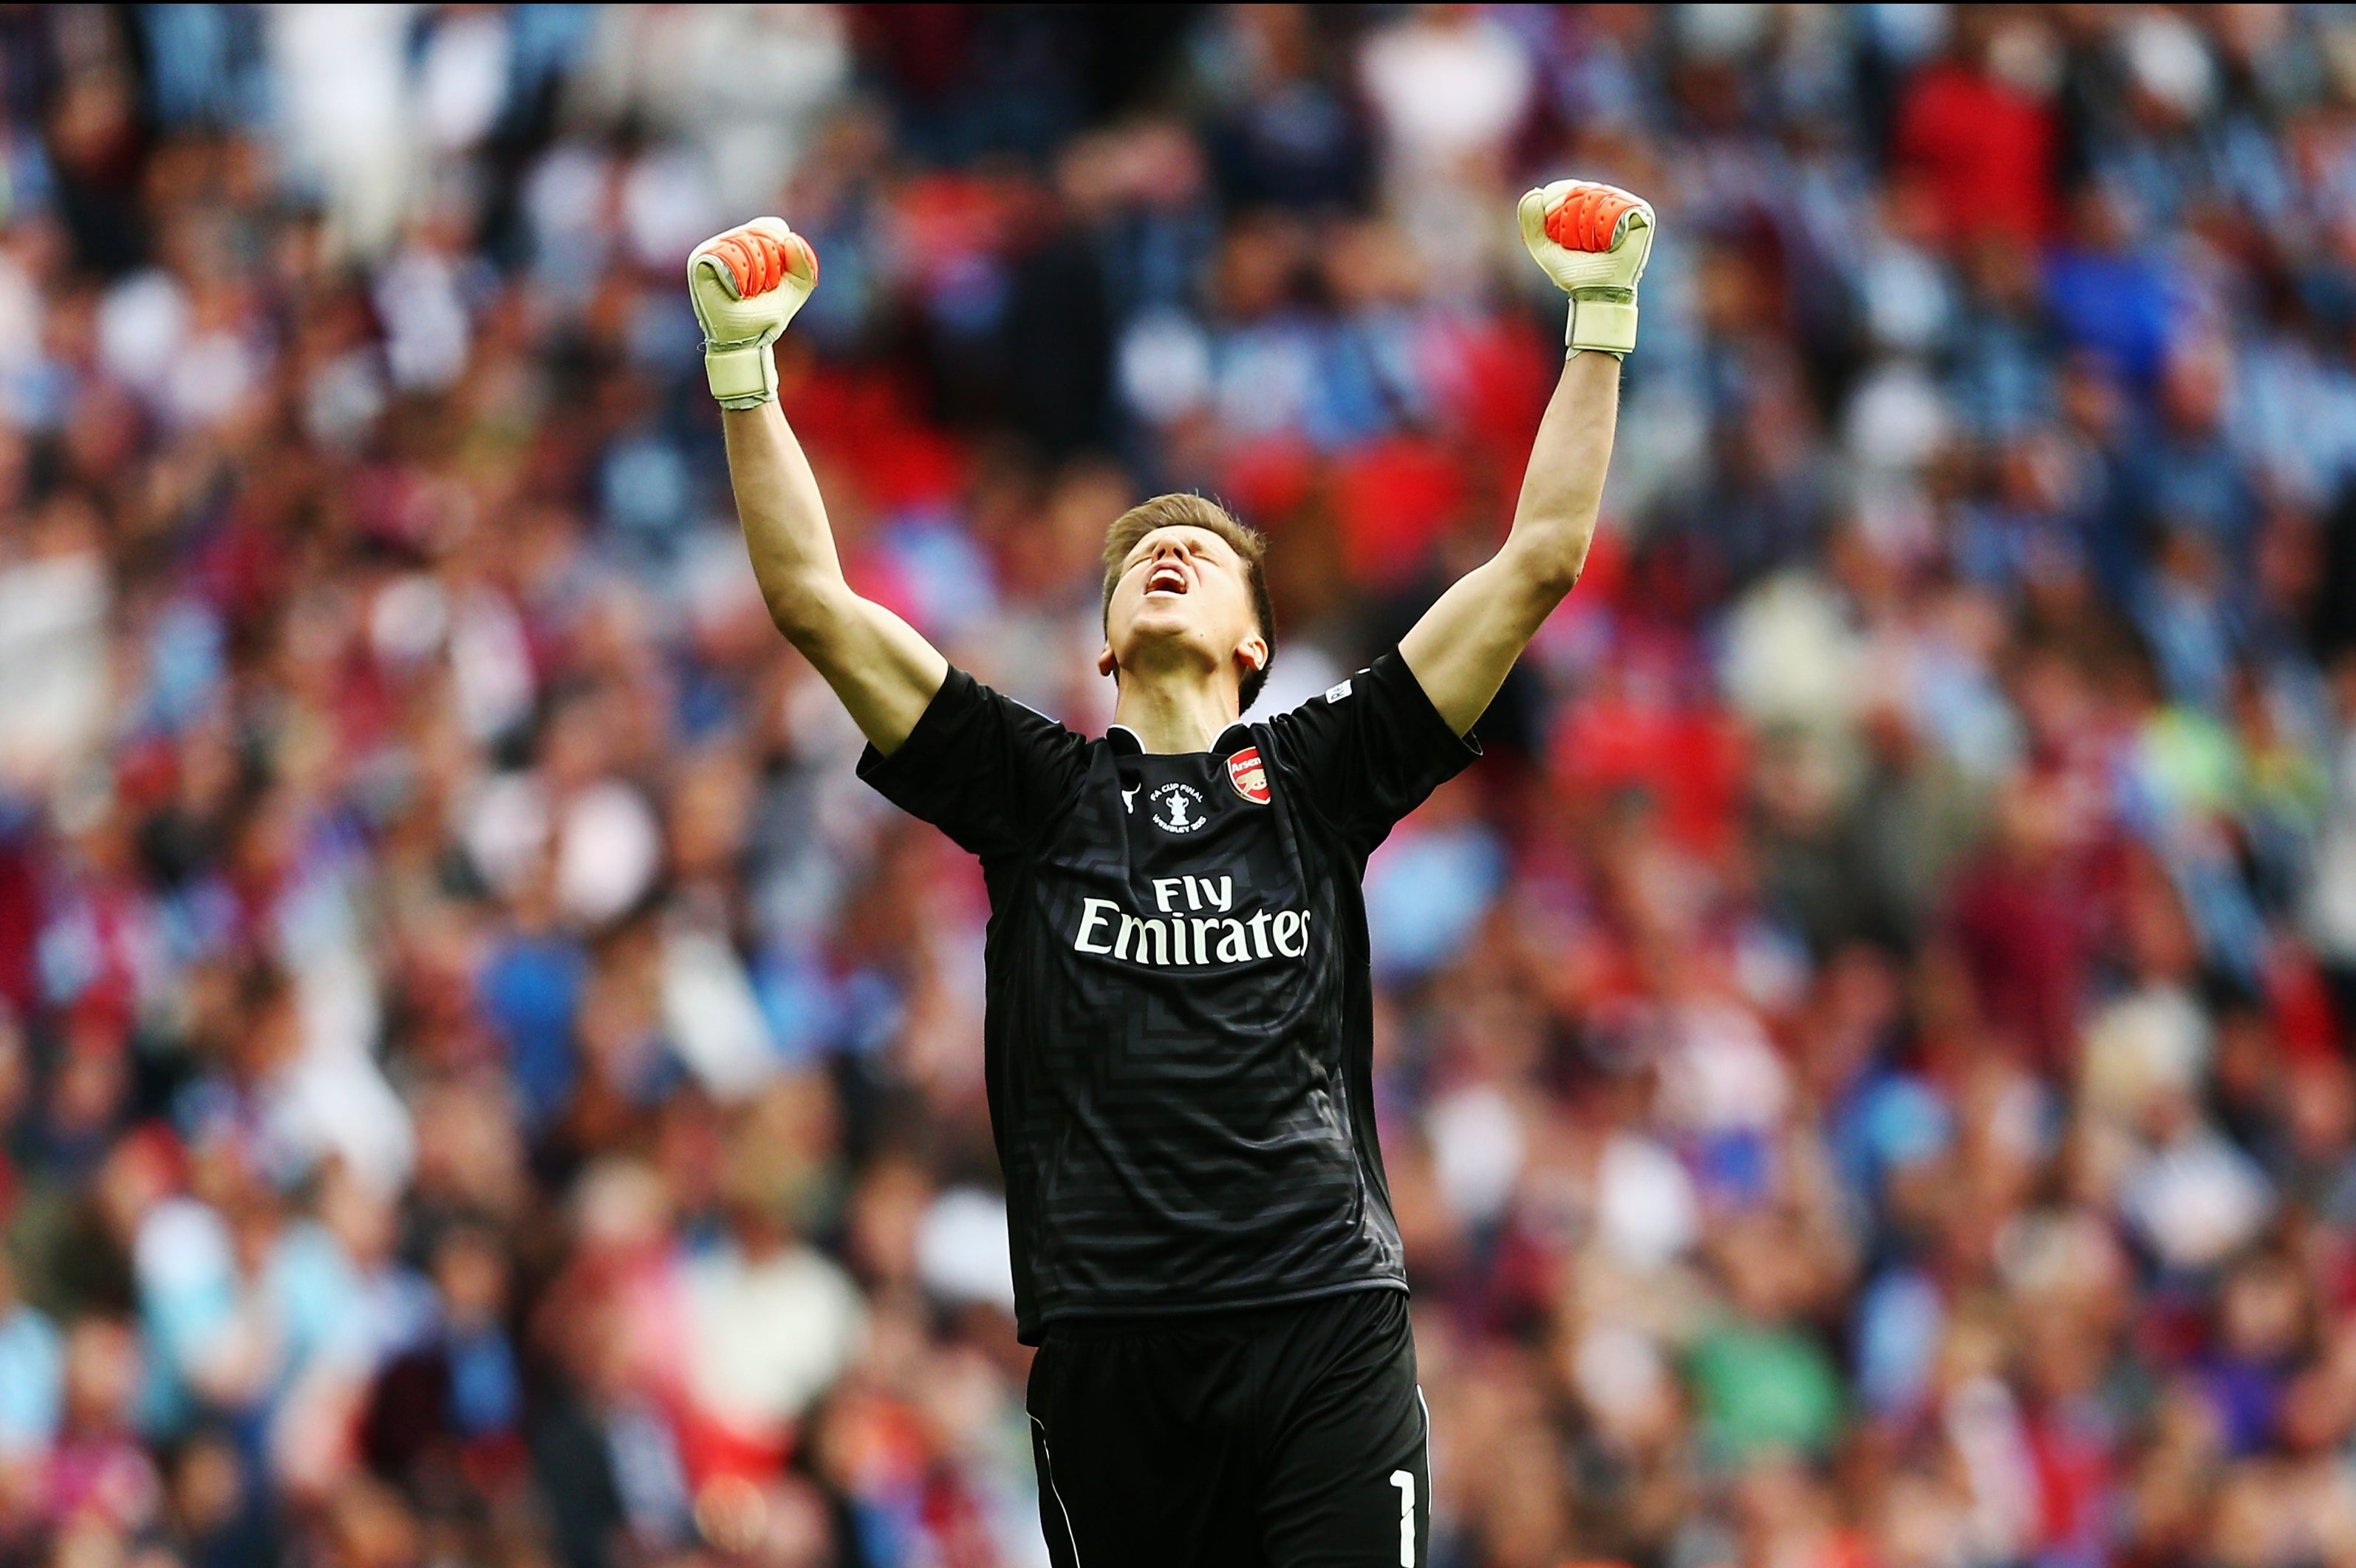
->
[1146, 561, 1189, 598]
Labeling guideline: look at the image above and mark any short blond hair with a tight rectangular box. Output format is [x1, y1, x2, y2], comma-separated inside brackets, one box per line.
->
[1099, 494, 1276, 711]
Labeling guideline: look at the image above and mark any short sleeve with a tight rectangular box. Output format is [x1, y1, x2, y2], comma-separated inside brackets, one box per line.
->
[1262, 648, 1482, 860]
[856, 668, 1090, 860]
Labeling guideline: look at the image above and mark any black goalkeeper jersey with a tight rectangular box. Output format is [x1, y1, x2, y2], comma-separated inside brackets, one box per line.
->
[856, 649, 1481, 1343]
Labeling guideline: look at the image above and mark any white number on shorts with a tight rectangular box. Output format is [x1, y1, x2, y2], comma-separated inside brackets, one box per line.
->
[1390, 1469, 1415, 1566]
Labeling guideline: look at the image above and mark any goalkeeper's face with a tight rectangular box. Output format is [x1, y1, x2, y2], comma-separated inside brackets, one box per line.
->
[1098, 526, 1269, 699]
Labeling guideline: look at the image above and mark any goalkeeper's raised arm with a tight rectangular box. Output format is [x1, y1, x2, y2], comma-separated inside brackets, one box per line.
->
[1398, 179, 1653, 736]
[690, 218, 946, 754]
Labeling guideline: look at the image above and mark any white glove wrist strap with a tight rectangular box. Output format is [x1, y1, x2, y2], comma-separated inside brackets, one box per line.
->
[1565, 291, 1638, 357]
[705, 336, 779, 409]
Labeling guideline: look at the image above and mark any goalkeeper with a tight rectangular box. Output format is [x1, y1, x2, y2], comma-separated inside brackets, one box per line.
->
[692, 181, 1649, 1567]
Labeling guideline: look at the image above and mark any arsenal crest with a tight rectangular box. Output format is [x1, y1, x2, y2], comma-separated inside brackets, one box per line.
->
[1226, 747, 1271, 805]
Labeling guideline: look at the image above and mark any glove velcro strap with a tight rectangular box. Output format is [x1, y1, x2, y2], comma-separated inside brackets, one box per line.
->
[1565, 290, 1639, 357]
[704, 336, 779, 409]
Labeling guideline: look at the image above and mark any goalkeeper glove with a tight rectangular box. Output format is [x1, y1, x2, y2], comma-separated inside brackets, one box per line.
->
[1518, 180, 1654, 357]
[686, 217, 819, 409]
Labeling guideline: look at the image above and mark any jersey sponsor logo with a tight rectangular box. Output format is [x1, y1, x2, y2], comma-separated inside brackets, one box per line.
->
[1071, 874, 1311, 966]
[1226, 746, 1270, 805]
[1147, 781, 1207, 834]
[1325, 679, 1353, 703]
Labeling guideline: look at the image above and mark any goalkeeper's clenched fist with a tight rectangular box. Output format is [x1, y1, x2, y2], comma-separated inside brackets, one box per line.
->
[1519, 179, 1654, 358]
[687, 217, 819, 409]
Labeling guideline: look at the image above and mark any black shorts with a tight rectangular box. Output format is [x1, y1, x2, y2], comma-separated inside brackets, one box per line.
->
[1025, 1287, 1430, 1568]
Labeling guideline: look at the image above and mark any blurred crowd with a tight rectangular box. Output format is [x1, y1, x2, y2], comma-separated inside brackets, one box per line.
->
[18, 4, 2356, 1567]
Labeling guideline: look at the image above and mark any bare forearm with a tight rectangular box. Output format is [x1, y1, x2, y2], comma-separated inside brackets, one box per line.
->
[1400, 352, 1620, 733]
[1499, 349, 1620, 604]
[723, 400, 851, 637]
[722, 400, 945, 750]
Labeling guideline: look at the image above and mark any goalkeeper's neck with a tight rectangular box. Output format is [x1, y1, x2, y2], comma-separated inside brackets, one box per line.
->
[1107, 659, 1244, 756]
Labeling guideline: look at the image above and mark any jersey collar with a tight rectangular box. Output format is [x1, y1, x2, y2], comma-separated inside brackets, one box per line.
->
[1105, 722, 1256, 758]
